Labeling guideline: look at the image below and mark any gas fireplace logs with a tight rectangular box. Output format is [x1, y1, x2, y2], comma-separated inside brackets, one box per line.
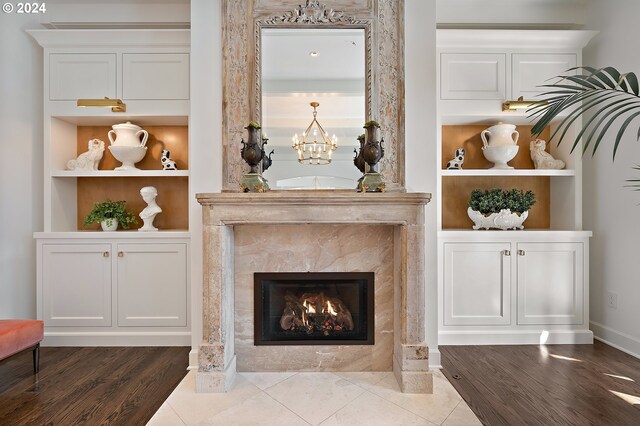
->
[280, 292, 354, 335]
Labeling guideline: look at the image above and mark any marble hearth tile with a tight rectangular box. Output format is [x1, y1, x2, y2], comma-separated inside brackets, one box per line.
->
[147, 402, 186, 426]
[196, 392, 309, 426]
[368, 370, 462, 425]
[333, 371, 391, 390]
[319, 391, 435, 426]
[265, 372, 365, 426]
[239, 371, 297, 390]
[442, 401, 482, 426]
[166, 371, 261, 425]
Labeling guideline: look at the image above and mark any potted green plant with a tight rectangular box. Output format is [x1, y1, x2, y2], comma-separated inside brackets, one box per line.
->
[467, 188, 536, 230]
[84, 199, 138, 231]
[530, 66, 640, 188]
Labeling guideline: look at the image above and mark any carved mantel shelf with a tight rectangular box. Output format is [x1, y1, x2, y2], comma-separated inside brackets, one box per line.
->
[196, 191, 433, 394]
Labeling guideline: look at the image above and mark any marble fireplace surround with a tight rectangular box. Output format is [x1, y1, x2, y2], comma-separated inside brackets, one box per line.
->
[196, 192, 432, 393]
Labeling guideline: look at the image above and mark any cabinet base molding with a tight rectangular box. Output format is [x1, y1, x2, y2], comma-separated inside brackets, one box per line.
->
[439, 329, 593, 345]
[42, 331, 191, 346]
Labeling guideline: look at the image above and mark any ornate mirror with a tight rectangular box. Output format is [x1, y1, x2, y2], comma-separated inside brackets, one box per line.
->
[222, 0, 405, 191]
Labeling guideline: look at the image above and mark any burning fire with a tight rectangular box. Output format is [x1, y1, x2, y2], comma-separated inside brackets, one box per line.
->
[280, 292, 354, 333]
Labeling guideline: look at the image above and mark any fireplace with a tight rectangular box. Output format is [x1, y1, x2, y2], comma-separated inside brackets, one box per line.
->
[254, 272, 375, 345]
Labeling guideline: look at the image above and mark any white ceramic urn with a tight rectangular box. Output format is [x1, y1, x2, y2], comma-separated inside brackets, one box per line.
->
[480, 123, 519, 148]
[107, 121, 149, 147]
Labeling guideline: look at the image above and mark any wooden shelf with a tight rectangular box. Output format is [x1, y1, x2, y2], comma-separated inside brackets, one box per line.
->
[441, 169, 575, 177]
[52, 170, 189, 177]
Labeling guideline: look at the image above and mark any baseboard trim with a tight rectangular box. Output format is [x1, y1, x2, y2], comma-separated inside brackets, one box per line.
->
[189, 348, 199, 369]
[439, 329, 594, 345]
[429, 348, 442, 369]
[42, 331, 191, 346]
[590, 321, 640, 359]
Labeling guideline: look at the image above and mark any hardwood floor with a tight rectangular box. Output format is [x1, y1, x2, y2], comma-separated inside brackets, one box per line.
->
[0, 347, 189, 425]
[441, 341, 640, 426]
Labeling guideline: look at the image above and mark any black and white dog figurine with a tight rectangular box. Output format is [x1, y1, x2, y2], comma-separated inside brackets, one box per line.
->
[446, 148, 465, 170]
[161, 149, 178, 170]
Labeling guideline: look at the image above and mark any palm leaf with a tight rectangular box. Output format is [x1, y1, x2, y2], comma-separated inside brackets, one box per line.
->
[625, 165, 640, 191]
[529, 66, 640, 160]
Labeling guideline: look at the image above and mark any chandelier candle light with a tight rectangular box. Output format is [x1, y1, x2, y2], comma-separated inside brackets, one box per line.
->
[292, 102, 338, 165]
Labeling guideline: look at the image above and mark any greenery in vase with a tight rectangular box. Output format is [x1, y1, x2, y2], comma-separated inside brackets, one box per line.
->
[468, 189, 536, 215]
[364, 120, 380, 128]
[529, 66, 640, 189]
[357, 134, 365, 141]
[83, 199, 138, 230]
[247, 121, 261, 129]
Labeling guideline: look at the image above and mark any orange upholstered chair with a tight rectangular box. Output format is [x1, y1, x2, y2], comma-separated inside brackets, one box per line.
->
[0, 320, 44, 373]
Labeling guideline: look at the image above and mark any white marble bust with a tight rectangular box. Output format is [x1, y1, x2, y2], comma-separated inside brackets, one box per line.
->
[139, 186, 162, 231]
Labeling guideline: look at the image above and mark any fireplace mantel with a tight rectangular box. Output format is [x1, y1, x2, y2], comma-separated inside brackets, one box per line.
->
[196, 191, 432, 393]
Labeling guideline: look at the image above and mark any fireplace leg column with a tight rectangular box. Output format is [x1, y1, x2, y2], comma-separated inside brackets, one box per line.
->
[393, 224, 433, 393]
[196, 224, 237, 393]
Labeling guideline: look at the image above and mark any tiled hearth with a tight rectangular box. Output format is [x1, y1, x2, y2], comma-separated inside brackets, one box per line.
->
[196, 192, 432, 394]
[148, 370, 481, 425]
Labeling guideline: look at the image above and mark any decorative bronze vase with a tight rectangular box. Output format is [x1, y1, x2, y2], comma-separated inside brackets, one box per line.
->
[240, 124, 271, 192]
[357, 122, 385, 192]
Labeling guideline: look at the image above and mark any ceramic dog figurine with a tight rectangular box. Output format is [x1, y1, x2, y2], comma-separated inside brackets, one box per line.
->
[67, 139, 105, 171]
[161, 149, 178, 170]
[446, 148, 465, 170]
[530, 139, 565, 169]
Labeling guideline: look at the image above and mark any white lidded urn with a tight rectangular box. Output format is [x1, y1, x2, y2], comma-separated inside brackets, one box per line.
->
[480, 122, 520, 169]
[107, 121, 149, 171]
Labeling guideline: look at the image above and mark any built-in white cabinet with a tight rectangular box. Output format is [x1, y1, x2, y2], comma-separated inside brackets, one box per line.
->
[440, 53, 506, 100]
[511, 53, 576, 99]
[30, 29, 192, 346]
[516, 242, 583, 325]
[41, 243, 112, 327]
[116, 243, 187, 327]
[439, 233, 591, 345]
[36, 235, 190, 345]
[49, 53, 117, 100]
[443, 243, 511, 326]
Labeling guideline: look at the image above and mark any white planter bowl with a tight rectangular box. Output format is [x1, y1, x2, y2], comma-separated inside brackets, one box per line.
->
[482, 145, 519, 169]
[100, 218, 118, 231]
[467, 207, 528, 230]
[109, 145, 147, 171]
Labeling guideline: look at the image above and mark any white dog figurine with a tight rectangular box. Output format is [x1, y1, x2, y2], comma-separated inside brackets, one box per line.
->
[446, 148, 465, 170]
[161, 149, 178, 170]
[67, 139, 105, 171]
[530, 139, 565, 170]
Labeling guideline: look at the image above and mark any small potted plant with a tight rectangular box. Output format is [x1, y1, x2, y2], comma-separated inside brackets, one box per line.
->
[467, 188, 536, 230]
[84, 199, 138, 231]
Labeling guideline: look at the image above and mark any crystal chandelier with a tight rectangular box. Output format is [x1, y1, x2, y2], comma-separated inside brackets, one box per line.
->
[292, 102, 338, 165]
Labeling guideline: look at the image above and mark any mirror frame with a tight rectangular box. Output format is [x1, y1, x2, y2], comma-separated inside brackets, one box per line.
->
[221, 0, 405, 191]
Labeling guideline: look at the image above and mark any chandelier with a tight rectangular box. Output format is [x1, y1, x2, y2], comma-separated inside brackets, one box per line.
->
[292, 102, 338, 165]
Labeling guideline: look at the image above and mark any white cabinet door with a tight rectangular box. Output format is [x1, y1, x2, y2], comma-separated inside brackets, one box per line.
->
[116, 243, 187, 327]
[441, 53, 506, 100]
[49, 53, 117, 100]
[512, 53, 577, 99]
[444, 243, 511, 325]
[42, 244, 112, 326]
[122, 53, 189, 100]
[517, 242, 583, 325]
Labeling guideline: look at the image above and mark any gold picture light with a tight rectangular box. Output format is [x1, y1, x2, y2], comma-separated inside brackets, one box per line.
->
[77, 97, 126, 112]
[502, 96, 547, 112]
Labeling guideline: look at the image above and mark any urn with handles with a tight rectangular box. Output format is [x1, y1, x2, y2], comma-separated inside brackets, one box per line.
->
[480, 123, 520, 170]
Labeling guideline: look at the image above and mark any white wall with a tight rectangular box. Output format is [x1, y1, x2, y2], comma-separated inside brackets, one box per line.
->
[583, 0, 640, 357]
[0, 14, 43, 318]
[405, 0, 439, 367]
[436, 0, 585, 27]
[0, 1, 189, 320]
[189, 0, 223, 362]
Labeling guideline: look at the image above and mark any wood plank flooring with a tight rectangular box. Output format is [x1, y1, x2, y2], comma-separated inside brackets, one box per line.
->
[441, 341, 640, 426]
[0, 347, 189, 425]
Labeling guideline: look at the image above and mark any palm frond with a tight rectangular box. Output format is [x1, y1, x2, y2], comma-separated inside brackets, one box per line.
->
[529, 66, 640, 160]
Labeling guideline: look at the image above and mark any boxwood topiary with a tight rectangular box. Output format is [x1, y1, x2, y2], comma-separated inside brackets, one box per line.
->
[468, 188, 536, 215]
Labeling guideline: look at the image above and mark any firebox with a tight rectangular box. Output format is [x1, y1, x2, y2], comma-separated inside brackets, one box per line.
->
[254, 272, 374, 345]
